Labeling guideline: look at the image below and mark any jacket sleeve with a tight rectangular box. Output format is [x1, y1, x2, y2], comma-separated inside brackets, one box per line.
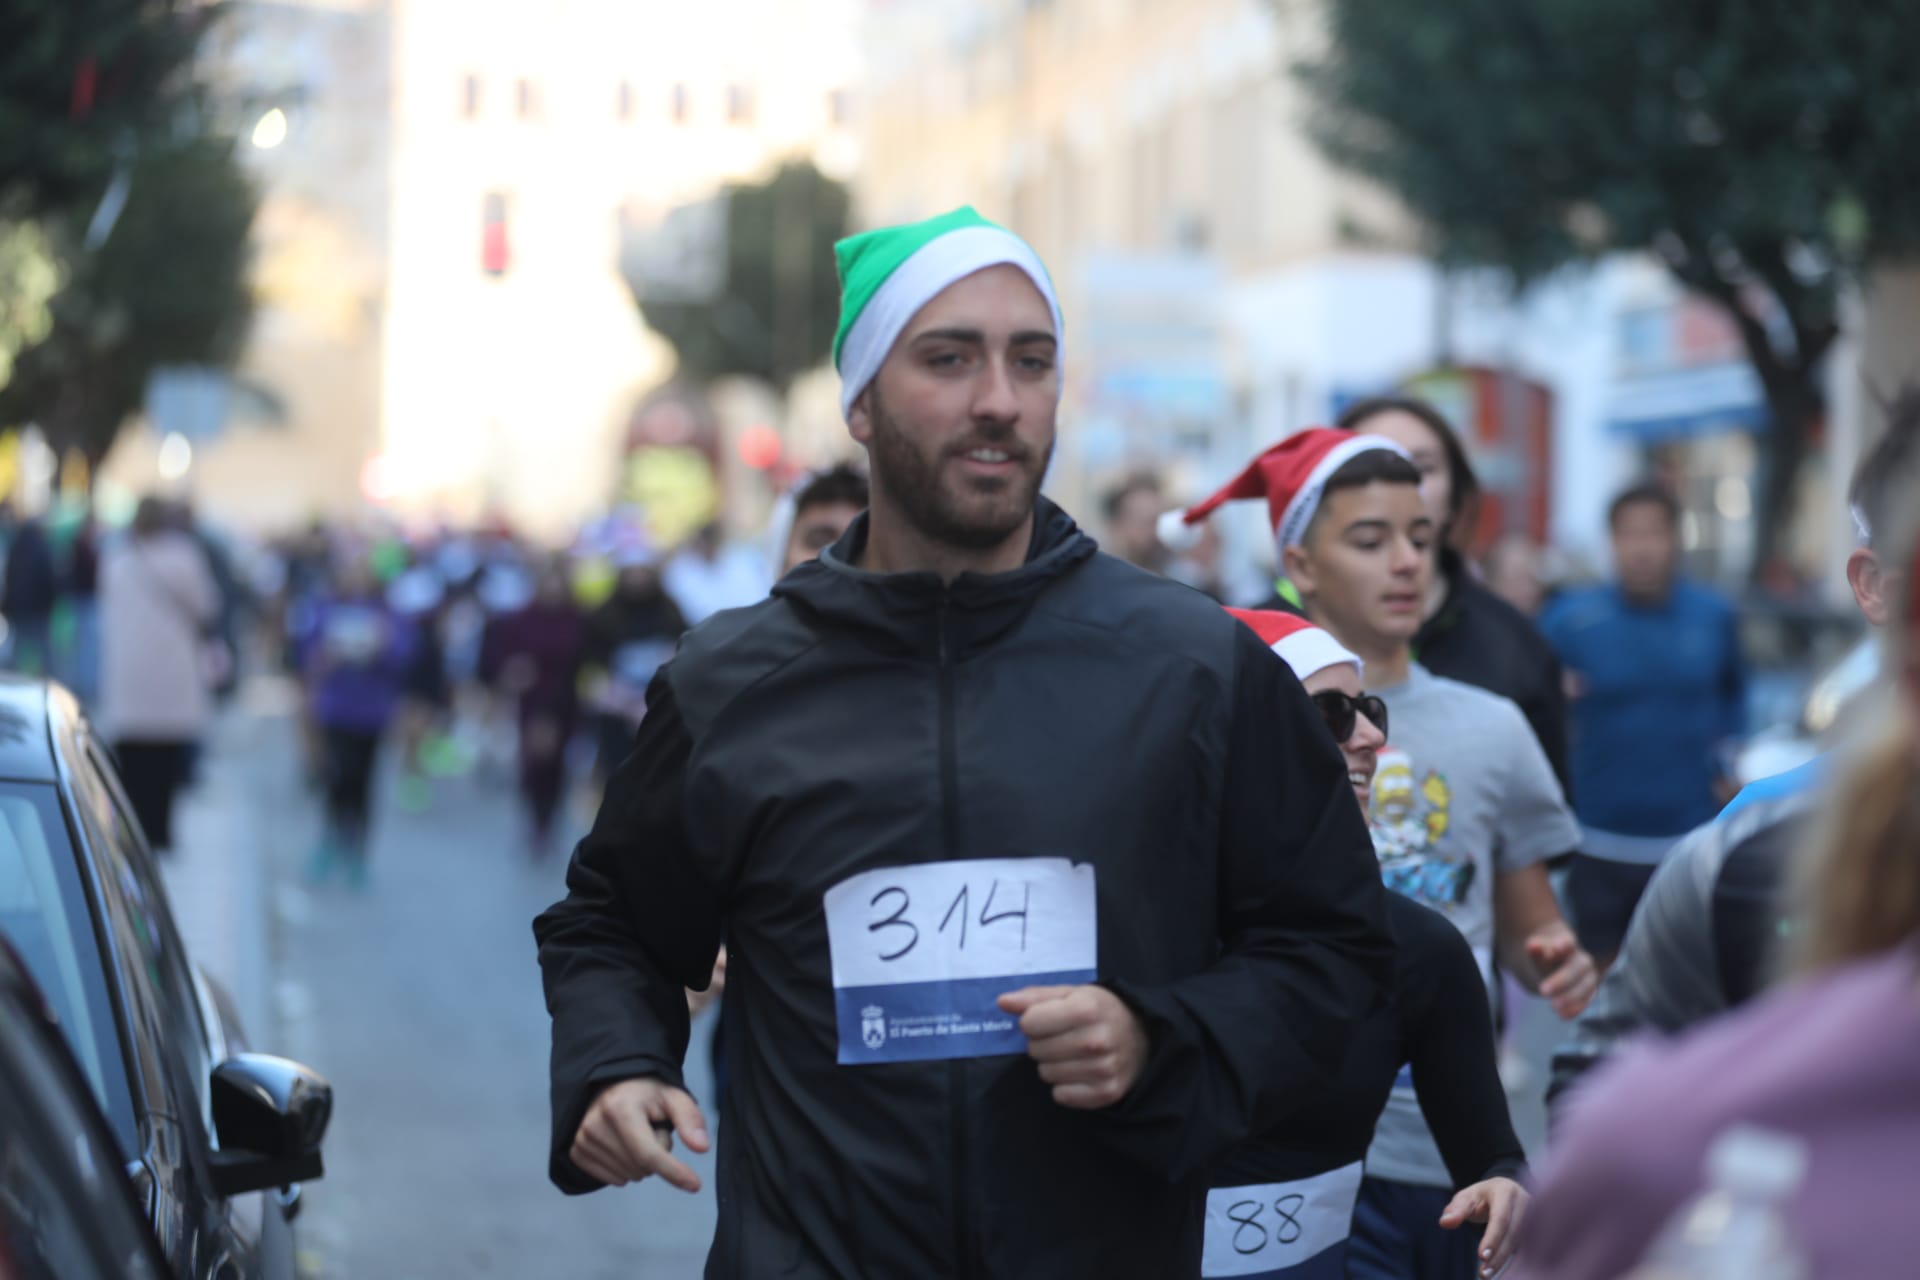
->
[1545, 817, 1727, 1117]
[1526, 640, 1574, 806]
[1099, 625, 1395, 1180]
[1402, 903, 1528, 1188]
[532, 672, 725, 1193]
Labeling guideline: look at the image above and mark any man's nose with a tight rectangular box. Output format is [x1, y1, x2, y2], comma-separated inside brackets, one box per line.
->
[972, 355, 1021, 422]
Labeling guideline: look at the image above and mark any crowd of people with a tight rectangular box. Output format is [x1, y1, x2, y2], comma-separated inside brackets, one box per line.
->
[532, 205, 1919, 1280]
[5, 202, 1910, 1277]
[268, 463, 872, 886]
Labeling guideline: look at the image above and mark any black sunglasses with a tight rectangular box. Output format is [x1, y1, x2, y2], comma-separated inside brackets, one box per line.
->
[1311, 690, 1388, 744]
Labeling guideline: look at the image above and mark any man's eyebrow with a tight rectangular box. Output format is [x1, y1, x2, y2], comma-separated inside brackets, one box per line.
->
[1341, 518, 1393, 535]
[1010, 330, 1057, 347]
[909, 327, 985, 345]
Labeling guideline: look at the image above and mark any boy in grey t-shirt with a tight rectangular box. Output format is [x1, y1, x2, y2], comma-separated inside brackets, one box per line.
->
[1170, 427, 1594, 1278]
[1218, 429, 1593, 1280]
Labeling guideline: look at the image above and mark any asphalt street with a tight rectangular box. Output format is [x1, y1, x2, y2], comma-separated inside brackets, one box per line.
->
[174, 686, 719, 1279]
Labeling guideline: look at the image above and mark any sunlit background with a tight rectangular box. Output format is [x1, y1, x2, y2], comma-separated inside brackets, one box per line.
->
[7, 0, 1911, 597]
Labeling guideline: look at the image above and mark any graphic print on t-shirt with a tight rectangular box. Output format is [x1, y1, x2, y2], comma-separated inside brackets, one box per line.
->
[1369, 747, 1472, 910]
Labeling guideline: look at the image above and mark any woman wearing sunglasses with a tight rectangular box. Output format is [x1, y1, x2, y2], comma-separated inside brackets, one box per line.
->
[1199, 609, 1530, 1280]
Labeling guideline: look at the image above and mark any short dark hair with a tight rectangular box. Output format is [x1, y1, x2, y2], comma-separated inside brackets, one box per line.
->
[1102, 471, 1163, 523]
[794, 463, 869, 516]
[1337, 395, 1483, 542]
[1608, 482, 1680, 530]
[1305, 448, 1423, 543]
[1850, 386, 1920, 551]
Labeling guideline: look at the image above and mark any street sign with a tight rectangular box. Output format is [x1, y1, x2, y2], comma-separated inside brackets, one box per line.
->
[144, 367, 234, 442]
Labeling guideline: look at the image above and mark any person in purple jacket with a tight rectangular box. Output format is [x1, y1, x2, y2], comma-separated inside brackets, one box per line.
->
[297, 552, 418, 888]
[1513, 502, 1920, 1280]
[482, 555, 591, 860]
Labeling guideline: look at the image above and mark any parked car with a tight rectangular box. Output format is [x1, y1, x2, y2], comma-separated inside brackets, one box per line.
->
[0, 676, 330, 1279]
[0, 935, 170, 1279]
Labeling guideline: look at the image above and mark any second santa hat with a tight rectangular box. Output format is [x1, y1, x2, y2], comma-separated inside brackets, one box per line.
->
[1224, 607, 1363, 682]
[1158, 427, 1410, 554]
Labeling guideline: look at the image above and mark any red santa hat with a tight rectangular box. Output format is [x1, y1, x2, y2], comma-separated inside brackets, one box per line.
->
[1224, 607, 1363, 682]
[1158, 427, 1410, 555]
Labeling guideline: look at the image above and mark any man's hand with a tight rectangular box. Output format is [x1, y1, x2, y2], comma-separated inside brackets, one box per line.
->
[1439, 1176, 1529, 1277]
[996, 985, 1149, 1110]
[1527, 925, 1598, 1020]
[686, 947, 727, 1019]
[570, 1077, 710, 1193]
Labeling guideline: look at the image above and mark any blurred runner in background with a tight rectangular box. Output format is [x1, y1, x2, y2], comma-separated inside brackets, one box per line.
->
[1514, 484, 1920, 1280]
[1541, 481, 1747, 962]
[60, 508, 102, 707]
[296, 551, 418, 889]
[2, 514, 58, 677]
[1548, 386, 1920, 1108]
[583, 553, 685, 784]
[483, 555, 591, 859]
[98, 497, 219, 854]
[765, 462, 869, 583]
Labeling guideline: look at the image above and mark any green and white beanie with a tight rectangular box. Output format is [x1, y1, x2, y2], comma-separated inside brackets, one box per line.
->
[832, 206, 1063, 417]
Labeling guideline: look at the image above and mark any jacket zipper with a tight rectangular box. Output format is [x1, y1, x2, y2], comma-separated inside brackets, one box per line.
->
[936, 594, 973, 1279]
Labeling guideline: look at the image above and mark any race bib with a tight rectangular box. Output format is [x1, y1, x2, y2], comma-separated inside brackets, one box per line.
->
[824, 857, 1097, 1065]
[1201, 1162, 1364, 1279]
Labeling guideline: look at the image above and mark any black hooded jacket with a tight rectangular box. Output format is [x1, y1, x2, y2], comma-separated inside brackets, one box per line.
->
[535, 500, 1393, 1278]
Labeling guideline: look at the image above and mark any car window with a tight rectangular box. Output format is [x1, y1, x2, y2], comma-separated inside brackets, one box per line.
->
[0, 781, 135, 1149]
[68, 745, 214, 1124]
[0, 987, 166, 1280]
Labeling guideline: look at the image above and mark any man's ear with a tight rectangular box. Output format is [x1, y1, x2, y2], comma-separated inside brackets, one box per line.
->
[1282, 540, 1318, 600]
[1847, 548, 1889, 627]
[847, 386, 875, 446]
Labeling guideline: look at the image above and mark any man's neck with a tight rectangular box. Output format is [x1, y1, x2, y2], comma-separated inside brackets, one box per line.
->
[1304, 606, 1413, 688]
[1619, 578, 1674, 608]
[861, 506, 1035, 584]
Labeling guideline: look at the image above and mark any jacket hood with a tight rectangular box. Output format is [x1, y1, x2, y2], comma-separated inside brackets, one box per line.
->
[772, 497, 1097, 660]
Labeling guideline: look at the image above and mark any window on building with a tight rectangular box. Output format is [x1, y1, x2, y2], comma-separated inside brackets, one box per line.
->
[828, 88, 852, 128]
[617, 80, 634, 122]
[516, 77, 538, 121]
[482, 191, 511, 277]
[670, 83, 690, 123]
[727, 84, 754, 125]
[461, 73, 482, 119]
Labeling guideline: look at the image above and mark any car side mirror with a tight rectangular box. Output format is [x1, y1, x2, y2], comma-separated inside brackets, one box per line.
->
[206, 1053, 332, 1198]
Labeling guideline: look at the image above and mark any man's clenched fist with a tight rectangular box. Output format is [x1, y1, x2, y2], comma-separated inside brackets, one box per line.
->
[997, 984, 1150, 1110]
[571, 1076, 710, 1193]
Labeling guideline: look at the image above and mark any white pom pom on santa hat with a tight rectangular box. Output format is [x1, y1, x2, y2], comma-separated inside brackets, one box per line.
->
[1167, 427, 1411, 553]
[1156, 507, 1204, 554]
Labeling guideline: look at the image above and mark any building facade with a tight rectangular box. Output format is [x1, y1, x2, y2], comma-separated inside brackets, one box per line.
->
[113, 0, 863, 541]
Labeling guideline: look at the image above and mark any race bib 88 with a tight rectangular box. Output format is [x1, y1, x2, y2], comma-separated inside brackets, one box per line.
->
[1201, 1162, 1365, 1279]
[823, 857, 1097, 1065]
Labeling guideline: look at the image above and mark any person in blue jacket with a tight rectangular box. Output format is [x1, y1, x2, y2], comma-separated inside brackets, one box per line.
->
[1540, 482, 1746, 960]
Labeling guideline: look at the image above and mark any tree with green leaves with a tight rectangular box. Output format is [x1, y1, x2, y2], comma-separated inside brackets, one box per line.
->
[0, 133, 256, 470]
[1300, 1, 1920, 577]
[628, 160, 852, 398]
[0, 0, 207, 219]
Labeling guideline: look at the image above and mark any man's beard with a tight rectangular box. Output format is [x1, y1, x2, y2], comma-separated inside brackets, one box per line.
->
[866, 389, 1052, 553]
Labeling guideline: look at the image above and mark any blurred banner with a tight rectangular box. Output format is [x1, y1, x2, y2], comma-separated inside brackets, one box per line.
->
[621, 390, 721, 548]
